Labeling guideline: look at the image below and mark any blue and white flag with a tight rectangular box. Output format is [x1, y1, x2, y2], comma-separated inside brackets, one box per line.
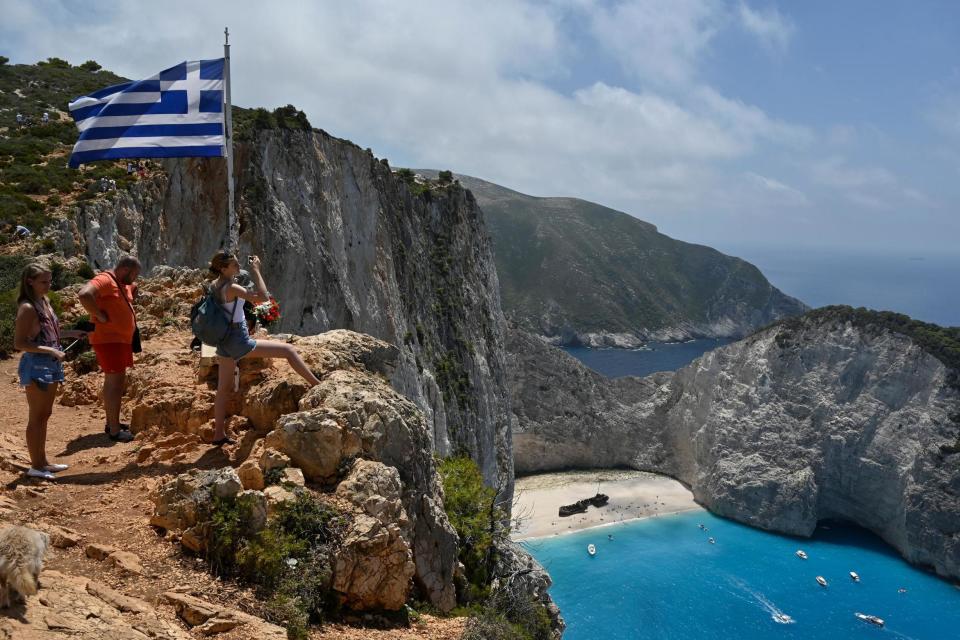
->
[67, 59, 225, 168]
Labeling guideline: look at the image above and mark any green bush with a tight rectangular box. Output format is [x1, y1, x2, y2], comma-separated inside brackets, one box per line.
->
[0, 56, 8, 66]
[79, 60, 102, 72]
[438, 170, 454, 183]
[438, 456, 508, 600]
[38, 57, 71, 68]
[206, 490, 345, 639]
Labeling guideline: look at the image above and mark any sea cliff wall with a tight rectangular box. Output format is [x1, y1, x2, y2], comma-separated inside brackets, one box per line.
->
[509, 316, 960, 580]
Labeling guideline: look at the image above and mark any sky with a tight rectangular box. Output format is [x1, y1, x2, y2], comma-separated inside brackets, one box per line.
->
[2, 0, 959, 256]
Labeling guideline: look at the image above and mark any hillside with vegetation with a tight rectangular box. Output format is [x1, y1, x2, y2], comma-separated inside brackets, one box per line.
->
[419, 171, 807, 346]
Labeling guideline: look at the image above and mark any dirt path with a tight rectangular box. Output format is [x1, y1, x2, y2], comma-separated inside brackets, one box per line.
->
[0, 335, 465, 639]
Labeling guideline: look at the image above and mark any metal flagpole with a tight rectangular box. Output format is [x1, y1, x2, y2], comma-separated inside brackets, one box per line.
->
[224, 27, 237, 250]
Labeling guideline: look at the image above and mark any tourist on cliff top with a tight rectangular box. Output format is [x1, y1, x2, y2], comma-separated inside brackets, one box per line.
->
[77, 255, 141, 443]
[14, 263, 89, 480]
[207, 251, 320, 446]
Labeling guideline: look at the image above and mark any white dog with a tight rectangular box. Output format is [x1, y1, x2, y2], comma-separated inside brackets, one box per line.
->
[0, 525, 49, 608]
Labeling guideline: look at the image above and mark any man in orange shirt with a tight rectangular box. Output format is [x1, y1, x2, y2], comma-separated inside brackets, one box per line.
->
[78, 256, 141, 442]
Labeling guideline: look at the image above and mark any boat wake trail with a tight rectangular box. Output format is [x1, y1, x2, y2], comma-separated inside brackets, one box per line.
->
[727, 577, 795, 624]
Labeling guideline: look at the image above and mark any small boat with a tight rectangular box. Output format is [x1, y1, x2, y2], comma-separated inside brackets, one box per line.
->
[708, 537, 716, 544]
[854, 612, 884, 627]
[850, 571, 860, 582]
[772, 613, 794, 624]
[816, 576, 828, 587]
[795, 550, 808, 560]
[698, 523, 705, 530]
[587, 544, 596, 556]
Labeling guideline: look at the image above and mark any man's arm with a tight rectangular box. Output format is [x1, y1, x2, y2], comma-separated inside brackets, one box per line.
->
[77, 282, 108, 323]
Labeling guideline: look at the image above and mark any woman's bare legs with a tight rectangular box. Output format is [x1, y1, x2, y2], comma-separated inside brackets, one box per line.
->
[213, 356, 235, 441]
[246, 341, 321, 386]
[25, 382, 57, 469]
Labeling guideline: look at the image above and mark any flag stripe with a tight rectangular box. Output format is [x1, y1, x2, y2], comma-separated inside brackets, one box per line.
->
[68, 58, 226, 167]
[69, 145, 224, 166]
[73, 134, 225, 153]
[78, 123, 224, 141]
[75, 112, 224, 132]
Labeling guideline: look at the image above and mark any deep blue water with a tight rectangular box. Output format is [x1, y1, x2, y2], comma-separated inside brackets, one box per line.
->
[728, 246, 960, 328]
[523, 511, 960, 640]
[562, 338, 733, 378]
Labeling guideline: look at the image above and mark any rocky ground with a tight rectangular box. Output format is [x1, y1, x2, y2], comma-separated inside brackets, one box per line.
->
[0, 279, 467, 639]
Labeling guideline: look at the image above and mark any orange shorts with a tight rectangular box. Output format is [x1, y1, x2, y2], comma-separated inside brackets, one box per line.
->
[92, 342, 134, 374]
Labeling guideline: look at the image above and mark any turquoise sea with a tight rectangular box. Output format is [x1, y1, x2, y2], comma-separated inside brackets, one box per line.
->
[523, 511, 960, 640]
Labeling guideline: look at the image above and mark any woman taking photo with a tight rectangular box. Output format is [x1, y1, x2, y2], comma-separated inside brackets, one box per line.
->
[14, 263, 87, 480]
[207, 251, 320, 445]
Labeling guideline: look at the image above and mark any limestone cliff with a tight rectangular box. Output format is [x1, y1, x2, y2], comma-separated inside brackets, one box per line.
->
[509, 312, 960, 581]
[58, 129, 512, 495]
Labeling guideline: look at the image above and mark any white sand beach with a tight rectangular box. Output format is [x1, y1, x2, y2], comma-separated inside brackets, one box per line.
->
[511, 469, 703, 540]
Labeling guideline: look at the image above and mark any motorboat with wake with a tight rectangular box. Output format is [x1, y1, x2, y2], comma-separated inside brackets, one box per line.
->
[850, 571, 860, 582]
[795, 550, 808, 560]
[587, 544, 596, 556]
[772, 613, 794, 624]
[816, 576, 828, 587]
[854, 612, 884, 627]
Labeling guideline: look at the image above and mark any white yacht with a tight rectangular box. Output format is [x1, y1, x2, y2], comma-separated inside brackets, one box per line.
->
[854, 612, 884, 627]
[850, 571, 860, 582]
[587, 544, 596, 556]
[708, 537, 716, 544]
[772, 613, 794, 624]
[795, 550, 808, 560]
[816, 576, 828, 587]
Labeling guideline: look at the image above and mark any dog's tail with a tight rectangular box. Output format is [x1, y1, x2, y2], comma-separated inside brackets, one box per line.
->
[9, 564, 38, 597]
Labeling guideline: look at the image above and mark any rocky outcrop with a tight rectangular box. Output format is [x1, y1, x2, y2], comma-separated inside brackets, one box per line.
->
[143, 328, 459, 612]
[0, 570, 191, 640]
[64, 130, 512, 497]
[509, 313, 960, 580]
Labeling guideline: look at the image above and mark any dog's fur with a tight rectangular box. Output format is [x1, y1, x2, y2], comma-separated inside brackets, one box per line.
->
[0, 525, 49, 608]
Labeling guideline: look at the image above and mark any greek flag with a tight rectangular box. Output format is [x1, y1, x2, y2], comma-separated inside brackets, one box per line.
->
[67, 59, 225, 168]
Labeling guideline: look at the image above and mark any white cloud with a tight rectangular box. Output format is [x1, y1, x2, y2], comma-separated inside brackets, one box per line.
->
[589, 0, 723, 86]
[744, 172, 809, 207]
[737, 1, 794, 54]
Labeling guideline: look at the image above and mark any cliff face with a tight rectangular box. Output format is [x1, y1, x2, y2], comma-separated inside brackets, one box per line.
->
[61, 129, 512, 494]
[509, 317, 960, 580]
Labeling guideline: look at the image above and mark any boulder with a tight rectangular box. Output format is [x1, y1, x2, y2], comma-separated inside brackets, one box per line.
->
[237, 458, 265, 491]
[150, 468, 245, 550]
[333, 513, 415, 611]
[267, 409, 360, 482]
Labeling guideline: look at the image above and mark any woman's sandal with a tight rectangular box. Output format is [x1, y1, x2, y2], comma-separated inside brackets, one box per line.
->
[211, 436, 236, 446]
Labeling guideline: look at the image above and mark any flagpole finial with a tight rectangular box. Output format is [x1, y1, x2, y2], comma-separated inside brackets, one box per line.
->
[224, 27, 229, 45]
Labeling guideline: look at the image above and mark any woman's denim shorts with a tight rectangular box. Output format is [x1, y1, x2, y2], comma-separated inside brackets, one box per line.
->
[19, 351, 65, 390]
[216, 322, 257, 360]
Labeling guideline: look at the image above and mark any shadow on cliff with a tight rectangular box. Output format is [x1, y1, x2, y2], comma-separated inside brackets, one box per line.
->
[4, 447, 231, 489]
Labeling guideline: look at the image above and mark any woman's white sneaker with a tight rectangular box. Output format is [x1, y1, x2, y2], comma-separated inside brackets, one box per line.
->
[26, 468, 56, 480]
[44, 463, 69, 472]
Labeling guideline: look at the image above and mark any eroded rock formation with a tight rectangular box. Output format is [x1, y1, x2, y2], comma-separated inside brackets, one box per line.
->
[509, 315, 960, 580]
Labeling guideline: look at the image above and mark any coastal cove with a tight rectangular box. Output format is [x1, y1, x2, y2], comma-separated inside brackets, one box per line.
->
[561, 338, 734, 378]
[521, 505, 960, 640]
